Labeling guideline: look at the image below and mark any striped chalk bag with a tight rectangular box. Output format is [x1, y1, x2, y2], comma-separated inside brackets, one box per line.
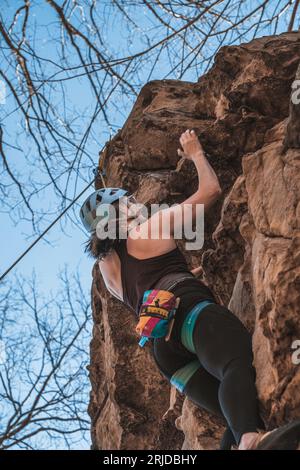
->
[135, 289, 180, 348]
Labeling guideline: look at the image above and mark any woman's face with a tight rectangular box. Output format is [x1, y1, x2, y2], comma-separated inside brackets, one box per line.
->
[117, 196, 148, 230]
[95, 196, 148, 239]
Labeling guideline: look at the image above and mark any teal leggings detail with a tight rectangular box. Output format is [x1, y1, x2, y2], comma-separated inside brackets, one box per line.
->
[166, 300, 215, 393]
[170, 359, 201, 393]
[180, 300, 214, 354]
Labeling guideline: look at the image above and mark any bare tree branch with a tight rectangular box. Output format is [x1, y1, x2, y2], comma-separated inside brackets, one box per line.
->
[0, 269, 91, 449]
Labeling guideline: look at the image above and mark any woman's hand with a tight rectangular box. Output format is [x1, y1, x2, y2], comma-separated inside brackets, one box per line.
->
[177, 129, 205, 160]
[190, 266, 203, 278]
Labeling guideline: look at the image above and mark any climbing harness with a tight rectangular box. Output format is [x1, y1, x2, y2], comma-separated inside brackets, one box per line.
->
[170, 359, 201, 393]
[169, 299, 215, 393]
[153, 271, 196, 292]
[180, 299, 214, 354]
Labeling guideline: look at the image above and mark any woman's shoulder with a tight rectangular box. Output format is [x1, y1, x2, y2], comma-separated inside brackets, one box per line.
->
[126, 232, 177, 260]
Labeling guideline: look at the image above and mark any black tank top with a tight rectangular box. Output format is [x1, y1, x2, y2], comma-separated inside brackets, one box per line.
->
[114, 238, 217, 339]
[114, 238, 190, 315]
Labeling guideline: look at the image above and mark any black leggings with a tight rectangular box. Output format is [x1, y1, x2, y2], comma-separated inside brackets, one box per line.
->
[152, 302, 265, 449]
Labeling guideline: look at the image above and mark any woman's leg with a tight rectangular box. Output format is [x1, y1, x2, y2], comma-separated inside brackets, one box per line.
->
[152, 336, 236, 449]
[190, 303, 265, 446]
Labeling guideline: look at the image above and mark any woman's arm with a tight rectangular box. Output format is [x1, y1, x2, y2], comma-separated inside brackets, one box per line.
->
[151, 129, 222, 237]
[98, 255, 124, 302]
[178, 129, 221, 193]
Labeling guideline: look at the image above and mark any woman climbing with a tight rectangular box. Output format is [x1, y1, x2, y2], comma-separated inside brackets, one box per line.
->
[80, 129, 300, 450]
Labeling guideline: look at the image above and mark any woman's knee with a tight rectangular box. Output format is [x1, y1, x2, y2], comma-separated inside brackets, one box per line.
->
[221, 357, 257, 384]
[183, 365, 225, 419]
[192, 304, 253, 360]
[170, 359, 202, 393]
[152, 337, 196, 381]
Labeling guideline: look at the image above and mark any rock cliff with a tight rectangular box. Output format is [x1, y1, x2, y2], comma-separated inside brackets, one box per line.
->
[88, 31, 300, 450]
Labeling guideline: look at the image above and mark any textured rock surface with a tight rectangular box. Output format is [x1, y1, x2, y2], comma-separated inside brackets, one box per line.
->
[88, 32, 300, 449]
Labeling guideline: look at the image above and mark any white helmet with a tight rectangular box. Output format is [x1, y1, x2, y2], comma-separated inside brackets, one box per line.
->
[80, 187, 129, 232]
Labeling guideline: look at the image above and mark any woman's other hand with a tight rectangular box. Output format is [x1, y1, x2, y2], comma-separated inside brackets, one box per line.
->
[190, 266, 203, 278]
[177, 129, 205, 160]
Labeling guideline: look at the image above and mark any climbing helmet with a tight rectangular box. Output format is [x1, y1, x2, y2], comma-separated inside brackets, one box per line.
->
[79, 187, 130, 232]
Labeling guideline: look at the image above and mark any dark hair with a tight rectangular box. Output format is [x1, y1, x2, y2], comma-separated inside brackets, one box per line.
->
[83, 200, 122, 260]
[84, 232, 121, 260]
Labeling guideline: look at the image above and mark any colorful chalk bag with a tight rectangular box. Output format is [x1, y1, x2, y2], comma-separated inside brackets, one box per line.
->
[135, 289, 180, 347]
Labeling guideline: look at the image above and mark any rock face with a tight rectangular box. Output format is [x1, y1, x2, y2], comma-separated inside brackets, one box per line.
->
[88, 32, 300, 449]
